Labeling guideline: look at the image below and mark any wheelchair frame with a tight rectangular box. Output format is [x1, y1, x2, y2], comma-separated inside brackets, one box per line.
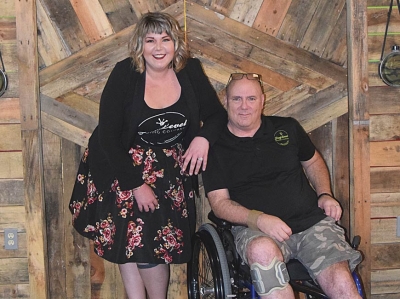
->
[187, 212, 365, 299]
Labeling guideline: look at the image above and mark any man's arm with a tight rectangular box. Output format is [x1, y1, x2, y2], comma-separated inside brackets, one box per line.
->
[207, 189, 292, 242]
[301, 150, 342, 221]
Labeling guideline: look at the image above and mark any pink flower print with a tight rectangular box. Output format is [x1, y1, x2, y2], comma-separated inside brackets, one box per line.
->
[82, 148, 89, 163]
[125, 219, 145, 258]
[154, 220, 185, 263]
[120, 208, 127, 218]
[77, 174, 86, 185]
[116, 189, 133, 204]
[129, 147, 145, 166]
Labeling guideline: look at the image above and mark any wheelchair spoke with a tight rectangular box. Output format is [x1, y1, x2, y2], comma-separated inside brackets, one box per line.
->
[198, 241, 217, 298]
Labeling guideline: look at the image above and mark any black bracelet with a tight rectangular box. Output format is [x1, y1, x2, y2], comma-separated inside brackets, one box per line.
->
[317, 192, 333, 199]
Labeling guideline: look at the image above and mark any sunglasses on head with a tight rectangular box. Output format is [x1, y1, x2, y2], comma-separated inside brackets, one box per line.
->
[227, 73, 262, 84]
[0, 50, 8, 97]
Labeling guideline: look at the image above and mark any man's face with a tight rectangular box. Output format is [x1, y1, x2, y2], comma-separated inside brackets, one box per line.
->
[225, 78, 264, 137]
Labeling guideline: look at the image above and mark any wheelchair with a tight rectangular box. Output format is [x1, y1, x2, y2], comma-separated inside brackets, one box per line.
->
[187, 211, 364, 299]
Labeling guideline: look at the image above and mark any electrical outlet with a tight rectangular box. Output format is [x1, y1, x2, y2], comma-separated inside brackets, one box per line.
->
[397, 216, 400, 238]
[4, 228, 18, 250]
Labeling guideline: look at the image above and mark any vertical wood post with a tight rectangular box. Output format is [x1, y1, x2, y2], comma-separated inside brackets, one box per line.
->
[346, 0, 371, 297]
[15, 0, 49, 298]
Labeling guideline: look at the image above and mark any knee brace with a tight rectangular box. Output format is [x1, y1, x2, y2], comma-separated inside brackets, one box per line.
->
[250, 258, 290, 296]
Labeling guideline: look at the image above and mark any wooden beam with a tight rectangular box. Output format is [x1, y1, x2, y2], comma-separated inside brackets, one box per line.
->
[15, 0, 48, 298]
[347, 0, 371, 297]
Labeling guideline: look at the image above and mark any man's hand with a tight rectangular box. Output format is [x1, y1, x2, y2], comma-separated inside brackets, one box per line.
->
[257, 214, 292, 242]
[318, 194, 342, 221]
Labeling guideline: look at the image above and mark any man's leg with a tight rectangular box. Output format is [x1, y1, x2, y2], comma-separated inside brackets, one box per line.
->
[316, 261, 362, 299]
[245, 236, 294, 299]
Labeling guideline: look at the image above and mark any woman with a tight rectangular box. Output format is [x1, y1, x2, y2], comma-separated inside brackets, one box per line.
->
[69, 12, 227, 299]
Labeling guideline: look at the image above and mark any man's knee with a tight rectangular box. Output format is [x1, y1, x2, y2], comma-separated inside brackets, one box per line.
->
[246, 236, 281, 263]
[250, 257, 290, 296]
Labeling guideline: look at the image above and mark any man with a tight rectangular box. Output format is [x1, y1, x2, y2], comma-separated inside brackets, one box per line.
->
[202, 73, 362, 299]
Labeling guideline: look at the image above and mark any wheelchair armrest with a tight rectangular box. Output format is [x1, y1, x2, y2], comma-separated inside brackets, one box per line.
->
[208, 211, 232, 229]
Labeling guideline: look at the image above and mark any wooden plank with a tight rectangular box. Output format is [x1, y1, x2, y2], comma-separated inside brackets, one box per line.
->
[0, 258, 29, 284]
[41, 113, 93, 147]
[16, 1, 49, 296]
[277, 0, 321, 47]
[371, 243, 400, 270]
[369, 87, 400, 115]
[300, 0, 346, 57]
[188, 36, 300, 91]
[274, 83, 348, 133]
[62, 139, 91, 299]
[0, 20, 17, 40]
[36, 0, 69, 67]
[98, 0, 138, 32]
[332, 114, 351, 233]
[39, 0, 90, 53]
[169, 264, 187, 299]
[371, 192, 400, 217]
[41, 94, 98, 133]
[252, 0, 292, 36]
[0, 205, 25, 229]
[371, 218, 398, 244]
[368, 35, 400, 61]
[229, 0, 263, 27]
[370, 140, 400, 166]
[0, 152, 23, 179]
[0, 0, 15, 17]
[372, 294, 400, 299]
[127, 0, 167, 17]
[370, 115, 400, 141]
[42, 130, 66, 298]
[322, 6, 347, 66]
[371, 167, 400, 193]
[369, 61, 388, 87]
[347, 0, 371, 295]
[0, 179, 24, 205]
[0, 284, 29, 298]
[39, 2, 183, 98]
[371, 269, 400, 294]
[69, 0, 114, 43]
[367, 7, 400, 34]
[72, 73, 110, 104]
[57, 92, 99, 120]
[186, 2, 348, 85]
[0, 124, 22, 150]
[0, 98, 21, 124]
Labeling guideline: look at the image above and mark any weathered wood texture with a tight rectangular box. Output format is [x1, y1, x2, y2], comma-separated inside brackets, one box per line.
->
[3, 0, 397, 297]
[347, 1, 371, 297]
[368, 1, 400, 297]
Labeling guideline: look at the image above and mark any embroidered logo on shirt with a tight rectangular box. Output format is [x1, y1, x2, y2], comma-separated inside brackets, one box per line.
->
[274, 130, 289, 146]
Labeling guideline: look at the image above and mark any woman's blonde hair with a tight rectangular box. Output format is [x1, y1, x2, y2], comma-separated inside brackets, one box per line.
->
[128, 12, 190, 73]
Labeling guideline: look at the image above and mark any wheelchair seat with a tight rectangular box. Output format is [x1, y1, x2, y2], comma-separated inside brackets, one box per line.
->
[187, 211, 364, 299]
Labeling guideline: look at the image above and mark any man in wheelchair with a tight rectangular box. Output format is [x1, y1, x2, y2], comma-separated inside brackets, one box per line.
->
[201, 73, 362, 299]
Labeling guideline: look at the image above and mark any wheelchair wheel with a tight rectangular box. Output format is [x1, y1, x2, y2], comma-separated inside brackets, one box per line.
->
[188, 223, 232, 299]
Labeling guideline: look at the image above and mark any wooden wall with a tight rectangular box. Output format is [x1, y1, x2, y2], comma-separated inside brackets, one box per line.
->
[0, 0, 399, 298]
[368, 1, 400, 298]
[0, 0, 30, 297]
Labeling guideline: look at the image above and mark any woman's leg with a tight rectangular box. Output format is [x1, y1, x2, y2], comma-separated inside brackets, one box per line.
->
[138, 264, 170, 299]
[119, 263, 146, 299]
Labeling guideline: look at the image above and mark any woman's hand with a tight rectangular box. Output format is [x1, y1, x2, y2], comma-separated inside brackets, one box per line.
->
[133, 184, 159, 212]
[182, 136, 209, 175]
[318, 195, 342, 221]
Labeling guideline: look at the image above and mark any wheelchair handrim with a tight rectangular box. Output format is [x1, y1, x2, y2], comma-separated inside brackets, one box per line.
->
[0, 69, 7, 97]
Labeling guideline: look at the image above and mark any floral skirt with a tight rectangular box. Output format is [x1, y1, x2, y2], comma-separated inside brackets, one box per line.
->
[69, 143, 195, 264]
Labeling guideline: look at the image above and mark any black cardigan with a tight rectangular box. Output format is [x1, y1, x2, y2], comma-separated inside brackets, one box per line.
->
[88, 57, 227, 192]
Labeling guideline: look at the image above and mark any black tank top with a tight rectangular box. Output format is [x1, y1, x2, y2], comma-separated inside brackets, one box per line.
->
[135, 95, 190, 147]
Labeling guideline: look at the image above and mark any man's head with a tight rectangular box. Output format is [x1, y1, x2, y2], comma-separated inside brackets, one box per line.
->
[225, 73, 264, 137]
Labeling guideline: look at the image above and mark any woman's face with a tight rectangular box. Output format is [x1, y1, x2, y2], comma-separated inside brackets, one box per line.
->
[143, 31, 175, 72]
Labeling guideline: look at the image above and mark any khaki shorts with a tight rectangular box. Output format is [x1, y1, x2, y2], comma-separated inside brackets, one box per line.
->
[232, 217, 362, 280]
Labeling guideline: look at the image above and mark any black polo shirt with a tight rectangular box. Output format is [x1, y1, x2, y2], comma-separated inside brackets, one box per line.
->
[203, 116, 326, 233]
